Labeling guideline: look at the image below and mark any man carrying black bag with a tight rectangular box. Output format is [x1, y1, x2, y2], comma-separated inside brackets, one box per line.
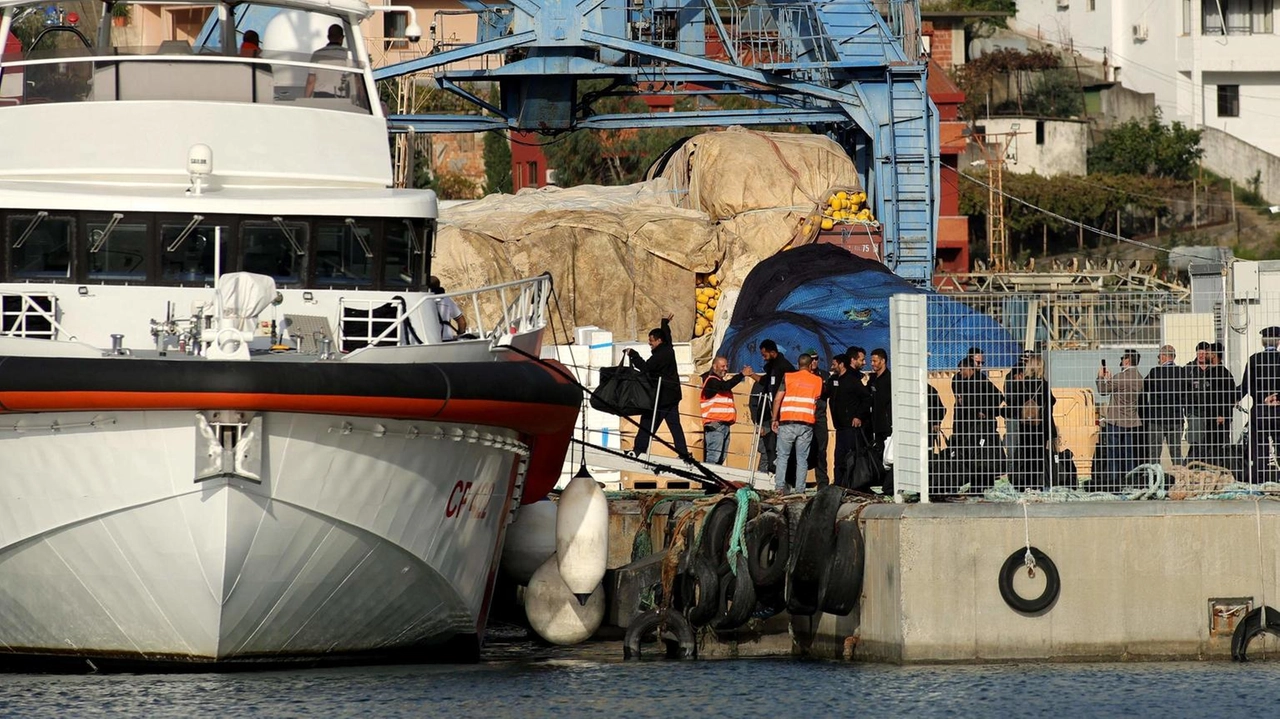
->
[625, 315, 690, 461]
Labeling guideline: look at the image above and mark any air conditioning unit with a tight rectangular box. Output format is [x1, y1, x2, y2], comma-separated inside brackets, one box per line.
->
[1132, 23, 1148, 41]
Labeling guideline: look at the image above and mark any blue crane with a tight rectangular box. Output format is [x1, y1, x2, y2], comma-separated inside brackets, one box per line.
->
[375, 0, 939, 284]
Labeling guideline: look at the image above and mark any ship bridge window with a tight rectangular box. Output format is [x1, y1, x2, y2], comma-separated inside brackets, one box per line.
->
[161, 218, 231, 285]
[9, 213, 73, 280]
[314, 221, 374, 287]
[242, 220, 306, 285]
[88, 216, 148, 281]
[384, 219, 425, 288]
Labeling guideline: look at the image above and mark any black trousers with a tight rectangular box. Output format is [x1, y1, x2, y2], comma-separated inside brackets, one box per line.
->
[634, 405, 688, 457]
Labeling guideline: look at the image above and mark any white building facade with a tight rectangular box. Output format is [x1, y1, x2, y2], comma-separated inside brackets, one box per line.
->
[1012, 0, 1280, 160]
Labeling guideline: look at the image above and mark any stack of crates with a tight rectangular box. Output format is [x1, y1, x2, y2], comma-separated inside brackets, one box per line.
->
[541, 326, 623, 490]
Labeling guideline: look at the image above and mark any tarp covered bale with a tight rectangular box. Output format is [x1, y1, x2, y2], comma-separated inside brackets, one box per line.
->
[432, 181, 719, 342]
[652, 127, 861, 221]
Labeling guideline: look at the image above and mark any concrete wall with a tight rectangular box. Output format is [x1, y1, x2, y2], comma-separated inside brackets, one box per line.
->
[823, 501, 1280, 663]
[1200, 125, 1280, 204]
[973, 117, 1088, 176]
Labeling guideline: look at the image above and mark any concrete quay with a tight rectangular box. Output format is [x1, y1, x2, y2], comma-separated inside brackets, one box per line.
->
[603, 495, 1280, 663]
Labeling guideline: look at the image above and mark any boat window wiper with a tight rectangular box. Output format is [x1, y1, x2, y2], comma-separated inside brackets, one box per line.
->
[272, 216, 305, 255]
[89, 213, 125, 253]
[344, 218, 374, 259]
[404, 219, 422, 254]
[12, 211, 48, 249]
[166, 214, 205, 252]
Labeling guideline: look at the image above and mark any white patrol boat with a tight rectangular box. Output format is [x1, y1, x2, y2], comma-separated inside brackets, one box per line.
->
[0, 0, 578, 668]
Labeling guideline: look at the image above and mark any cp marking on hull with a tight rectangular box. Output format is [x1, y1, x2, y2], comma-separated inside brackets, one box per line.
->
[446, 480, 493, 520]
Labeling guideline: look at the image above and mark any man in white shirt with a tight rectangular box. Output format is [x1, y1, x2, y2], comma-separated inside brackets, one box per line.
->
[429, 276, 467, 340]
[305, 24, 350, 98]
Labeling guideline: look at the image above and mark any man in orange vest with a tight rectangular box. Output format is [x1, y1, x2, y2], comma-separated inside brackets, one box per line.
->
[699, 356, 754, 465]
[771, 354, 823, 494]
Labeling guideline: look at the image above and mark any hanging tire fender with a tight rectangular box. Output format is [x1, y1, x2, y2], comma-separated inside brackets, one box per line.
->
[680, 552, 721, 627]
[745, 511, 790, 590]
[623, 608, 697, 660]
[818, 517, 865, 617]
[712, 554, 758, 631]
[789, 485, 843, 584]
[998, 546, 1061, 615]
[1232, 605, 1280, 661]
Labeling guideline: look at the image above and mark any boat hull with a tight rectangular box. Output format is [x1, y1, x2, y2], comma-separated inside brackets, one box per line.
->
[0, 409, 532, 666]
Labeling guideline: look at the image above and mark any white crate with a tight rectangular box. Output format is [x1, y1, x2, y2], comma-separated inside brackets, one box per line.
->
[673, 342, 695, 380]
[586, 407, 622, 431]
[586, 329, 614, 368]
[541, 344, 590, 384]
[574, 325, 600, 346]
[614, 341, 649, 365]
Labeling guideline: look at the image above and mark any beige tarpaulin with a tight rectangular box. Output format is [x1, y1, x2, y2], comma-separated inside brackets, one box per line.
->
[434, 128, 860, 358]
[433, 180, 720, 342]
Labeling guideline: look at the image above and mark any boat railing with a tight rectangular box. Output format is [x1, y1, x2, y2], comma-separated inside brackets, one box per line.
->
[0, 291, 69, 340]
[352, 274, 552, 351]
[0, 49, 371, 112]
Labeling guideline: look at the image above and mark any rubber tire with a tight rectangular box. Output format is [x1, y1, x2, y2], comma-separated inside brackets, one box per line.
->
[752, 586, 786, 621]
[680, 552, 721, 627]
[818, 518, 865, 616]
[745, 511, 791, 590]
[1232, 605, 1280, 661]
[998, 547, 1061, 614]
[623, 608, 697, 660]
[712, 555, 758, 631]
[789, 485, 843, 584]
[699, 498, 740, 576]
[786, 574, 820, 616]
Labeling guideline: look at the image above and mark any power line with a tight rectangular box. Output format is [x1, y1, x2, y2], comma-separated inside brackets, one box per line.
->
[958, 171, 1177, 257]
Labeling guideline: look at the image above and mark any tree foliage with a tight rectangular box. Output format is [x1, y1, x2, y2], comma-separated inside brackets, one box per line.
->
[1087, 115, 1203, 180]
[482, 86, 513, 194]
[958, 171, 1188, 259]
[540, 94, 696, 187]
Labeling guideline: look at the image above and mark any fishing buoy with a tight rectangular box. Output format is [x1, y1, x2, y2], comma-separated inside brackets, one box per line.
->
[556, 474, 609, 603]
[525, 554, 605, 646]
[501, 500, 557, 585]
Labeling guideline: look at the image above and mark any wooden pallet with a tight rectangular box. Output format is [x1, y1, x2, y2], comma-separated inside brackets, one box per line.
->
[620, 474, 697, 491]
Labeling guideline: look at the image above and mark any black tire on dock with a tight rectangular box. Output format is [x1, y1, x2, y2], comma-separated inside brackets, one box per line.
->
[998, 547, 1061, 614]
[786, 574, 820, 616]
[681, 552, 721, 627]
[623, 608, 697, 660]
[1232, 606, 1280, 661]
[700, 498, 741, 576]
[745, 511, 790, 589]
[712, 555, 758, 631]
[818, 518, 865, 616]
[789, 485, 843, 583]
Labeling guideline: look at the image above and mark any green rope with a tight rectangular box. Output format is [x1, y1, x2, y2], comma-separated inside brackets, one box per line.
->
[725, 486, 759, 576]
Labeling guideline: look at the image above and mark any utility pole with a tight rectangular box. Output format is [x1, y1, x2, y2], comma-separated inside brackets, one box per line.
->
[968, 128, 1022, 273]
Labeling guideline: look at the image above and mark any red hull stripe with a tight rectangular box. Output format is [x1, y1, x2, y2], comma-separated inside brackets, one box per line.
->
[0, 391, 578, 436]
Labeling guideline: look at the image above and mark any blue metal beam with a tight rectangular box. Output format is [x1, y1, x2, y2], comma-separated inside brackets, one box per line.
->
[373, 31, 536, 80]
[579, 108, 850, 129]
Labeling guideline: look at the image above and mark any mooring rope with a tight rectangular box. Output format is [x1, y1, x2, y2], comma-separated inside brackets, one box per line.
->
[725, 486, 760, 576]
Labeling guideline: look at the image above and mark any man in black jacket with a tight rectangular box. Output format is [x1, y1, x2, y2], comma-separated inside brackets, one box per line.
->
[868, 348, 892, 472]
[1141, 345, 1186, 466]
[750, 339, 795, 484]
[626, 316, 689, 460]
[806, 351, 831, 487]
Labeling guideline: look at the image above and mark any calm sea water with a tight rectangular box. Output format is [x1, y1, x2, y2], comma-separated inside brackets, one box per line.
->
[2, 640, 1277, 718]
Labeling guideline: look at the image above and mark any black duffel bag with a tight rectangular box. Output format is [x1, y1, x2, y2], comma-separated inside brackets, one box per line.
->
[590, 362, 657, 417]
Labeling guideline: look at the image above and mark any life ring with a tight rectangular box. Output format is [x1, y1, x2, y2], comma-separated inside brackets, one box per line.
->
[215, 327, 244, 354]
[1232, 605, 1280, 661]
[679, 552, 721, 627]
[818, 517, 865, 617]
[998, 546, 1061, 614]
[745, 511, 790, 589]
[623, 608, 697, 660]
[712, 555, 757, 631]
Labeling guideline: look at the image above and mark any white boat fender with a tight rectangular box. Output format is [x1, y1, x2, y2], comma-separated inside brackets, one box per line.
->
[555, 475, 609, 604]
[501, 500, 557, 585]
[525, 554, 605, 646]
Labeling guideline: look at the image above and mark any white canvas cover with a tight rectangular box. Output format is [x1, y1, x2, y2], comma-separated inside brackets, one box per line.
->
[217, 272, 278, 331]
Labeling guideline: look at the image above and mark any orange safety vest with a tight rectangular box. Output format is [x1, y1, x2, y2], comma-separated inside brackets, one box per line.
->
[778, 371, 822, 424]
[700, 374, 737, 425]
